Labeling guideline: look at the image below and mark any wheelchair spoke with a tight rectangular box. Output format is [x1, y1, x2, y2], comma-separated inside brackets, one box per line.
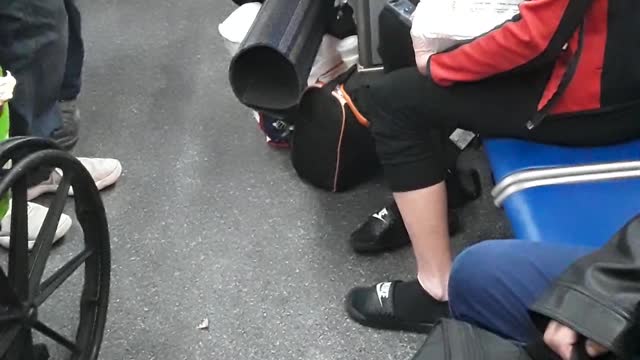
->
[32, 320, 79, 354]
[29, 175, 71, 298]
[0, 324, 21, 357]
[34, 248, 92, 307]
[8, 178, 29, 301]
[0, 268, 19, 306]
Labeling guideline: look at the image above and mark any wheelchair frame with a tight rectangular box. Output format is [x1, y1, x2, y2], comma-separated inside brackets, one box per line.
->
[0, 137, 110, 360]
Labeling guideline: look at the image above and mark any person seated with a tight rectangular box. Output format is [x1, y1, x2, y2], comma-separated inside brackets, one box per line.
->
[345, 0, 640, 334]
[425, 215, 640, 360]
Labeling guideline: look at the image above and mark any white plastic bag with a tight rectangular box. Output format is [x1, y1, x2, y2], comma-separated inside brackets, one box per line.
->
[414, 0, 521, 40]
[410, 0, 522, 69]
[308, 34, 358, 85]
[0, 71, 16, 106]
[308, 35, 343, 85]
[218, 2, 263, 56]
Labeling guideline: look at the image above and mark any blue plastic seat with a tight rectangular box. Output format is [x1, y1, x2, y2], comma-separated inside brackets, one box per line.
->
[484, 138, 640, 247]
[485, 139, 640, 183]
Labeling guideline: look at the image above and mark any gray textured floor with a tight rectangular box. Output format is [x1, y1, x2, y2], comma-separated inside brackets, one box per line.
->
[38, 0, 509, 359]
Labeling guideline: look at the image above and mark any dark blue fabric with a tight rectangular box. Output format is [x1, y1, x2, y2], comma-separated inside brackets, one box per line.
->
[448, 240, 595, 343]
[60, 0, 84, 101]
[0, 0, 83, 137]
[0, 0, 68, 137]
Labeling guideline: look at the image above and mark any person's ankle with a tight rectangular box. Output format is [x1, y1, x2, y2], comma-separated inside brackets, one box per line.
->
[417, 273, 449, 301]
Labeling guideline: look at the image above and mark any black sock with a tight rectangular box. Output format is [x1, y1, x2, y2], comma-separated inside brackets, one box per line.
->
[393, 280, 450, 323]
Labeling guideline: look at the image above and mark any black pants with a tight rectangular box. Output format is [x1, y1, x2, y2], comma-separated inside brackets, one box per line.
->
[352, 66, 640, 192]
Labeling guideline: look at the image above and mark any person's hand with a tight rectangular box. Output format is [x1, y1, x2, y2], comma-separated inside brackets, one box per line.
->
[544, 321, 609, 360]
[410, 1, 437, 75]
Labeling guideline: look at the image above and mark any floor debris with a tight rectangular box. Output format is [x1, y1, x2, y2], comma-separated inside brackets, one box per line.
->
[197, 318, 209, 330]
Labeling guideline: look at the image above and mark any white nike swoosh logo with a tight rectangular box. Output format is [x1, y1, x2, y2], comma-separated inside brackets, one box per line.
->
[372, 213, 388, 224]
[376, 281, 393, 309]
[376, 283, 386, 308]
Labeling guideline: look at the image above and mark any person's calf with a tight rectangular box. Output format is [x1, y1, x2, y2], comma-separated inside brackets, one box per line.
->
[395, 184, 453, 296]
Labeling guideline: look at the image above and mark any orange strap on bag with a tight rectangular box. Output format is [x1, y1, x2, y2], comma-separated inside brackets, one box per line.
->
[340, 84, 370, 128]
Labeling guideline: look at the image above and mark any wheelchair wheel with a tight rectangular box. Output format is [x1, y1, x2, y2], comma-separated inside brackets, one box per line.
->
[0, 147, 110, 360]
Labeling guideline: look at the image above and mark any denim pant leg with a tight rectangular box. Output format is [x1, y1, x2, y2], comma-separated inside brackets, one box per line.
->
[60, 0, 84, 101]
[448, 240, 596, 343]
[0, 0, 67, 137]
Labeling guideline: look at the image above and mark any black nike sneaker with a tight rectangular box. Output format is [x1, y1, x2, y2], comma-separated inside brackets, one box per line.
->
[345, 280, 450, 333]
[350, 202, 459, 254]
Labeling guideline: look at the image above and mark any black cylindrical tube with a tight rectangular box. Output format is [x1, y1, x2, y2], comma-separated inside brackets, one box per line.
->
[229, 0, 331, 112]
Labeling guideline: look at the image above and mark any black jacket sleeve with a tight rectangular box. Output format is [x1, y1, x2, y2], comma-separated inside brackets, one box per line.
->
[530, 216, 640, 359]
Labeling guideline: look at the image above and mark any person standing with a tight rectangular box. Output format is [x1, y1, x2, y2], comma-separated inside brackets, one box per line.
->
[0, 0, 122, 249]
[53, 0, 84, 150]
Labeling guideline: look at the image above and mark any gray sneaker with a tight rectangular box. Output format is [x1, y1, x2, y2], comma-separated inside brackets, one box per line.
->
[51, 100, 80, 151]
[0, 202, 72, 250]
[27, 157, 123, 200]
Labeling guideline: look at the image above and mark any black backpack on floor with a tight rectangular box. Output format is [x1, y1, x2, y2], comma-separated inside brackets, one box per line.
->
[291, 67, 380, 192]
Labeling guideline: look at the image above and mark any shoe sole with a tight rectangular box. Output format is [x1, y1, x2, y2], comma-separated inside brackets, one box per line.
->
[27, 161, 123, 201]
[55, 135, 79, 152]
[344, 290, 435, 333]
[350, 226, 411, 255]
[350, 238, 410, 255]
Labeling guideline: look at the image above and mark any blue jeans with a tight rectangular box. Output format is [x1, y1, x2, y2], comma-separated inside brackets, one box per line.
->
[0, 0, 83, 138]
[0, 0, 68, 137]
[61, 0, 84, 102]
[448, 240, 596, 343]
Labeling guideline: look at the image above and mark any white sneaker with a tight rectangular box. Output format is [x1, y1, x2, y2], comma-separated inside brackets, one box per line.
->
[0, 202, 72, 250]
[27, 157, 122, 201]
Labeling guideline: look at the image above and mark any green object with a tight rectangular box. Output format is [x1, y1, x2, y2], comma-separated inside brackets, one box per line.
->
[0, 67, 11, 220]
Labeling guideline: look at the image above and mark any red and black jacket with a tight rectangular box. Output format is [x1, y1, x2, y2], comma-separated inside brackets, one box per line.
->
[426, 0, 640, 129]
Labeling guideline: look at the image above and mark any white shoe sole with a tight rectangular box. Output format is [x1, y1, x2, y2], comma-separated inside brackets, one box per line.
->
[27, 161, 123, 201]
[0, 214, 72, 251]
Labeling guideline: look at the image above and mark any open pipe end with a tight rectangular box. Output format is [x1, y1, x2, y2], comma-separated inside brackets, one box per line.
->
[230, 46, 302, 111]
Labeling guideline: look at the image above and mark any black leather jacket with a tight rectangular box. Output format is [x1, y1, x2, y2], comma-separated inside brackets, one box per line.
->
[530, 216, 640, 359]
